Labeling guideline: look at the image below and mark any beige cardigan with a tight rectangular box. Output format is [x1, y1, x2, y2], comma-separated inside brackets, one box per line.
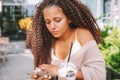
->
[51, 40, 106, 80]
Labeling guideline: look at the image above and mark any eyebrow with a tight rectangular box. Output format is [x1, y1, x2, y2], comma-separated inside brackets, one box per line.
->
[44, 16, 61, 20]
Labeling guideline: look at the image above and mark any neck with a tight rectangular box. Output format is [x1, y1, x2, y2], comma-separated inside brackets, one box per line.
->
[55, 29, 76, 43]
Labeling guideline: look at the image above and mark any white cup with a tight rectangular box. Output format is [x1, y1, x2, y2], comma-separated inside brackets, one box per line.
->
[57, 62, 77, 80]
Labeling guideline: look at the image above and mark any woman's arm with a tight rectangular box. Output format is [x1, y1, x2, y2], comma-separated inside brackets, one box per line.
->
[76, 70, 84, 80]
[75, 28, 106, 80]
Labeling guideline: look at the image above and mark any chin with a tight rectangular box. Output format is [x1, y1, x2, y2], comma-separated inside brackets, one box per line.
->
[53, 35, 60, 38]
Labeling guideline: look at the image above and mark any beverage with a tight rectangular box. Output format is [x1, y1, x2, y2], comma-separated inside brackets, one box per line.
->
[57, 62, 77, 80]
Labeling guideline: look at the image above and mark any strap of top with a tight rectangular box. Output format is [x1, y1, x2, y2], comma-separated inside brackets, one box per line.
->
[75, 28, 78, 40]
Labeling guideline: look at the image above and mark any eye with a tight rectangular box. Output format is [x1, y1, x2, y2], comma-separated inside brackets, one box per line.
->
[55, 18, 61, 23]
[45, 20, 50, 24]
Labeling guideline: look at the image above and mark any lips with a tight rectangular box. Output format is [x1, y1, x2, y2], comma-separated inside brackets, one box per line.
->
[52, 31, 58, 35]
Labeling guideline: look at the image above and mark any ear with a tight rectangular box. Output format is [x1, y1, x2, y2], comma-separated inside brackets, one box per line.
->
[68, 19, 72, 24]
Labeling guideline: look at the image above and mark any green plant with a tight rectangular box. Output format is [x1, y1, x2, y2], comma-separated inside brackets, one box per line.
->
[99, 26, 120, 73]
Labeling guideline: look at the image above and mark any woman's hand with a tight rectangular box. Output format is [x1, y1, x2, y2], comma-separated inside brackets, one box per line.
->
[36, 75, 53, 80]
[31, 73, 52, 80]
[39, 64, 58, 77]
[31, 64, 57, 80]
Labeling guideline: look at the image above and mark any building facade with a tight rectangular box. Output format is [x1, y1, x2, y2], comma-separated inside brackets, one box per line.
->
[1, 0, 39, 40]
[0, 0, 120, 39]
[82, 0, 120, 28]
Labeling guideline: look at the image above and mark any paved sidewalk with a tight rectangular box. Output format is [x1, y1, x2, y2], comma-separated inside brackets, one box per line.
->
[0, 41, 34, 80]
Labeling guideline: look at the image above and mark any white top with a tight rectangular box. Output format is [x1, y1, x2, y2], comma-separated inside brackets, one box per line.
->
[51, 29, 81, 61]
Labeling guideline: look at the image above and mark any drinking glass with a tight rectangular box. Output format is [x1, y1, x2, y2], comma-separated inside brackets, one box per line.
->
[57, 62, 77, 80]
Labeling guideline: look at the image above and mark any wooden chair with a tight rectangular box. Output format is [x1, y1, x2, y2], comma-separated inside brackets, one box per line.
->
[0, 37, 9, 63]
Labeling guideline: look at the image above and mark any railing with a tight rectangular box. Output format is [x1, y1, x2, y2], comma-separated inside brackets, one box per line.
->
[106, 66, 120, 80]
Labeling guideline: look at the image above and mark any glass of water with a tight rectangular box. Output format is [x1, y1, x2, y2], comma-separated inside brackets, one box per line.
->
[57, 62, 77, 80]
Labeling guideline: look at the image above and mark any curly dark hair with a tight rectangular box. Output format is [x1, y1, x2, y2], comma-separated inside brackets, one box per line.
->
[31, 0, 102, 68]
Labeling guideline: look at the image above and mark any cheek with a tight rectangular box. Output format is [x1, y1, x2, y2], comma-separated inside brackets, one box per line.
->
[46, 25, 51, 31]
[63, 19, 70, 25]
[59, 21, 69, 29]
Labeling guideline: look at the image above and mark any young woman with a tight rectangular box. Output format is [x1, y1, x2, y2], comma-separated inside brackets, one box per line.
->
[30, 0, 106, 80]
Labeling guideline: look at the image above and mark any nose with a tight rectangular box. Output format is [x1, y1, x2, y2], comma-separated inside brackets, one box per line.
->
[50, 22, 55, 29]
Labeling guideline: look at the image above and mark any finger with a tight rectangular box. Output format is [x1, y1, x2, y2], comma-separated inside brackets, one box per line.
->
[39, 64, 49, 69]
[43, 79, 47, 80]
[31, 74, 34, 79]
[34, 75, 38, 79]
[48, 75, 52, 79]
[36, 76, 45, 80]
[44, 75, 52, 79]
[31, 74, 38, 79]
[44, 75, 48, 78]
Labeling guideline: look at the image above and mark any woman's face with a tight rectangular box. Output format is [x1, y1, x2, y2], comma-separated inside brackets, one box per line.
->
[43, 6, 71, 38]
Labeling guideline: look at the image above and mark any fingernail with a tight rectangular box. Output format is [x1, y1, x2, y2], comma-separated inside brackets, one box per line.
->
[48, 75, 52, 79]
[44, 75, 48, 78]
[34, 75, 37, 78]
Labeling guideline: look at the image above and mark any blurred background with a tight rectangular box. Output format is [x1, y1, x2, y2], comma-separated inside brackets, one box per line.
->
[0, 0, 40, 40]
[0, 0, 120, 40]
[0, 0, 120, 80]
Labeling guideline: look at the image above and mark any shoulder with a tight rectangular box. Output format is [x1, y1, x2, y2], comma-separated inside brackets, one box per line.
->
[77, 28, 94, 46]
